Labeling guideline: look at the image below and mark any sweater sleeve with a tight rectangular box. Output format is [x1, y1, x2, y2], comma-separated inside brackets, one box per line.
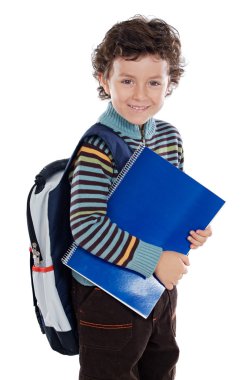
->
[69, 138, 162, 278]
[179, 147, 184, 171]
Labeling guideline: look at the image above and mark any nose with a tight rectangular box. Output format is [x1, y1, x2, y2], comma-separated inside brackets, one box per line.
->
[132, 84, 147, 101]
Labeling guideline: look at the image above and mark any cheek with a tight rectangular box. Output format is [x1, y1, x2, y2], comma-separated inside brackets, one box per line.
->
[152, 90, 166, 103]
[110, 84, 128, 100]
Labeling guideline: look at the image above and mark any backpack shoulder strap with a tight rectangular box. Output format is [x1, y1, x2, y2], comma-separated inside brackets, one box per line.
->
[65, 123, 133, 174]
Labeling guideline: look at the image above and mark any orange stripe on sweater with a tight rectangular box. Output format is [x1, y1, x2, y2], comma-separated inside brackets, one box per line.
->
[78, 146, 112, 163]
[117, 236, 137, 266]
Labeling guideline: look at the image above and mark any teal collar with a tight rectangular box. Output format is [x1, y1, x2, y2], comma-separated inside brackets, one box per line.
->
[98, 102, 156, 140]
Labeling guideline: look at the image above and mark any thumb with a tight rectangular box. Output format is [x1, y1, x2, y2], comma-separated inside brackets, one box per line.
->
[180, 253, 190, 266]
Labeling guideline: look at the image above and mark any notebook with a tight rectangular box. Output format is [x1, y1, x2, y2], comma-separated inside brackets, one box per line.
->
[62, 145, 225, 318]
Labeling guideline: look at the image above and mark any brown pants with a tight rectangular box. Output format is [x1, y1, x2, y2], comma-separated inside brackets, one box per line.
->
[72, 278, 179, 380]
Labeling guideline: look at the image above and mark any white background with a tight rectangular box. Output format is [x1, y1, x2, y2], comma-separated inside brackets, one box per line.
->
[1, 1, 251, 379]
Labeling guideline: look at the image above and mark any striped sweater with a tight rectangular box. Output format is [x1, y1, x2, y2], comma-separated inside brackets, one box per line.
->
[69, 102, 184, 286]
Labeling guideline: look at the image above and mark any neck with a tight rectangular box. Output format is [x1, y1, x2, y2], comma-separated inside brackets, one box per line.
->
[98, 102, 156, 140]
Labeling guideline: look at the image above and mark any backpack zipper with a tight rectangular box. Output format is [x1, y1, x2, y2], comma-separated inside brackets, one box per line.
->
[30, 242, 41, 266]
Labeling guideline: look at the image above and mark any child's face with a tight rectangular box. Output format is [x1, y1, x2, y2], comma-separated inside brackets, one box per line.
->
[100, 55, 170, 126]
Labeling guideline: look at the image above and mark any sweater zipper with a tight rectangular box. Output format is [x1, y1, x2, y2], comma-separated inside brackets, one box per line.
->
[140, 126, 146, 146]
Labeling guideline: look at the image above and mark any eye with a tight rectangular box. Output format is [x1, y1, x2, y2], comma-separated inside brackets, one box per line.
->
[149, 80, 161, 87]
[121, 79, 134, 85]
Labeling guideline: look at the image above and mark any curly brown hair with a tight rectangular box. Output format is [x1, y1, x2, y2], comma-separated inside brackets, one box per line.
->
[92, 15, 185, 100]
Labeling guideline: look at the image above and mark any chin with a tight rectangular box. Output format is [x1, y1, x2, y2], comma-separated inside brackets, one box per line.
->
[117, 107, 151, 125]
[130, 119, 147, 126]
[126, 115, 149, 126]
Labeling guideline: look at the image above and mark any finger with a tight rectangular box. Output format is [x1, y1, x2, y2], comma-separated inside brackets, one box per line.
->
[190, 244, 200, 249]
[188, 237, 203, 247]
[195, 227, 212, 237]
[189, 230, 207, 242]
[206, 225, 212, 235]
[188, 233, 206, 246]
[166, 283, 174, 290]
[189, 239, 205, 249]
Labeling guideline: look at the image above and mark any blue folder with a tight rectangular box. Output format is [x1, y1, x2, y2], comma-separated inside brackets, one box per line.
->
[62, 145, 225, 318]
[108, 145, 225, 253]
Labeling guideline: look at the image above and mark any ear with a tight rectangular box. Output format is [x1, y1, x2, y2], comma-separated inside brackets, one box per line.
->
[98, 73, 110, 95]
[165, 86, 170, 97]
[165, 78, 172, 96]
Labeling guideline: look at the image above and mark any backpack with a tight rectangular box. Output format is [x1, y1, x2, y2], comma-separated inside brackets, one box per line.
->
[26, 123, 133, 355]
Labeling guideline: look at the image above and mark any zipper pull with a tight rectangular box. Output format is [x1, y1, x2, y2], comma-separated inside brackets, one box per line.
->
[31, 242, 41, 267]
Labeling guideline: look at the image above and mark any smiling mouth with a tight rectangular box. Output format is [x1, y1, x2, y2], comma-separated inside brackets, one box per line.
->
[128, 105, 150, 111]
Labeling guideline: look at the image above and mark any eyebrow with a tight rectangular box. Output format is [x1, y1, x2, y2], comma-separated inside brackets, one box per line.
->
[118, 73, 164, 80]
[118, 73, 135, 78]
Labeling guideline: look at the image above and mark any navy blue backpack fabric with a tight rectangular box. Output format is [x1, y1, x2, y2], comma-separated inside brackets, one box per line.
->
[27, 123, 133, 355]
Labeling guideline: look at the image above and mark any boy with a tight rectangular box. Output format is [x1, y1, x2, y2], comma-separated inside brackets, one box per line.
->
[70, 15, 212, 380]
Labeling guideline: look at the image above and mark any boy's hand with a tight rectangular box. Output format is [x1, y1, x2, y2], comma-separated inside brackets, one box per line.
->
[187, 226, 212, 249]
[155, 251, 190, 290]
